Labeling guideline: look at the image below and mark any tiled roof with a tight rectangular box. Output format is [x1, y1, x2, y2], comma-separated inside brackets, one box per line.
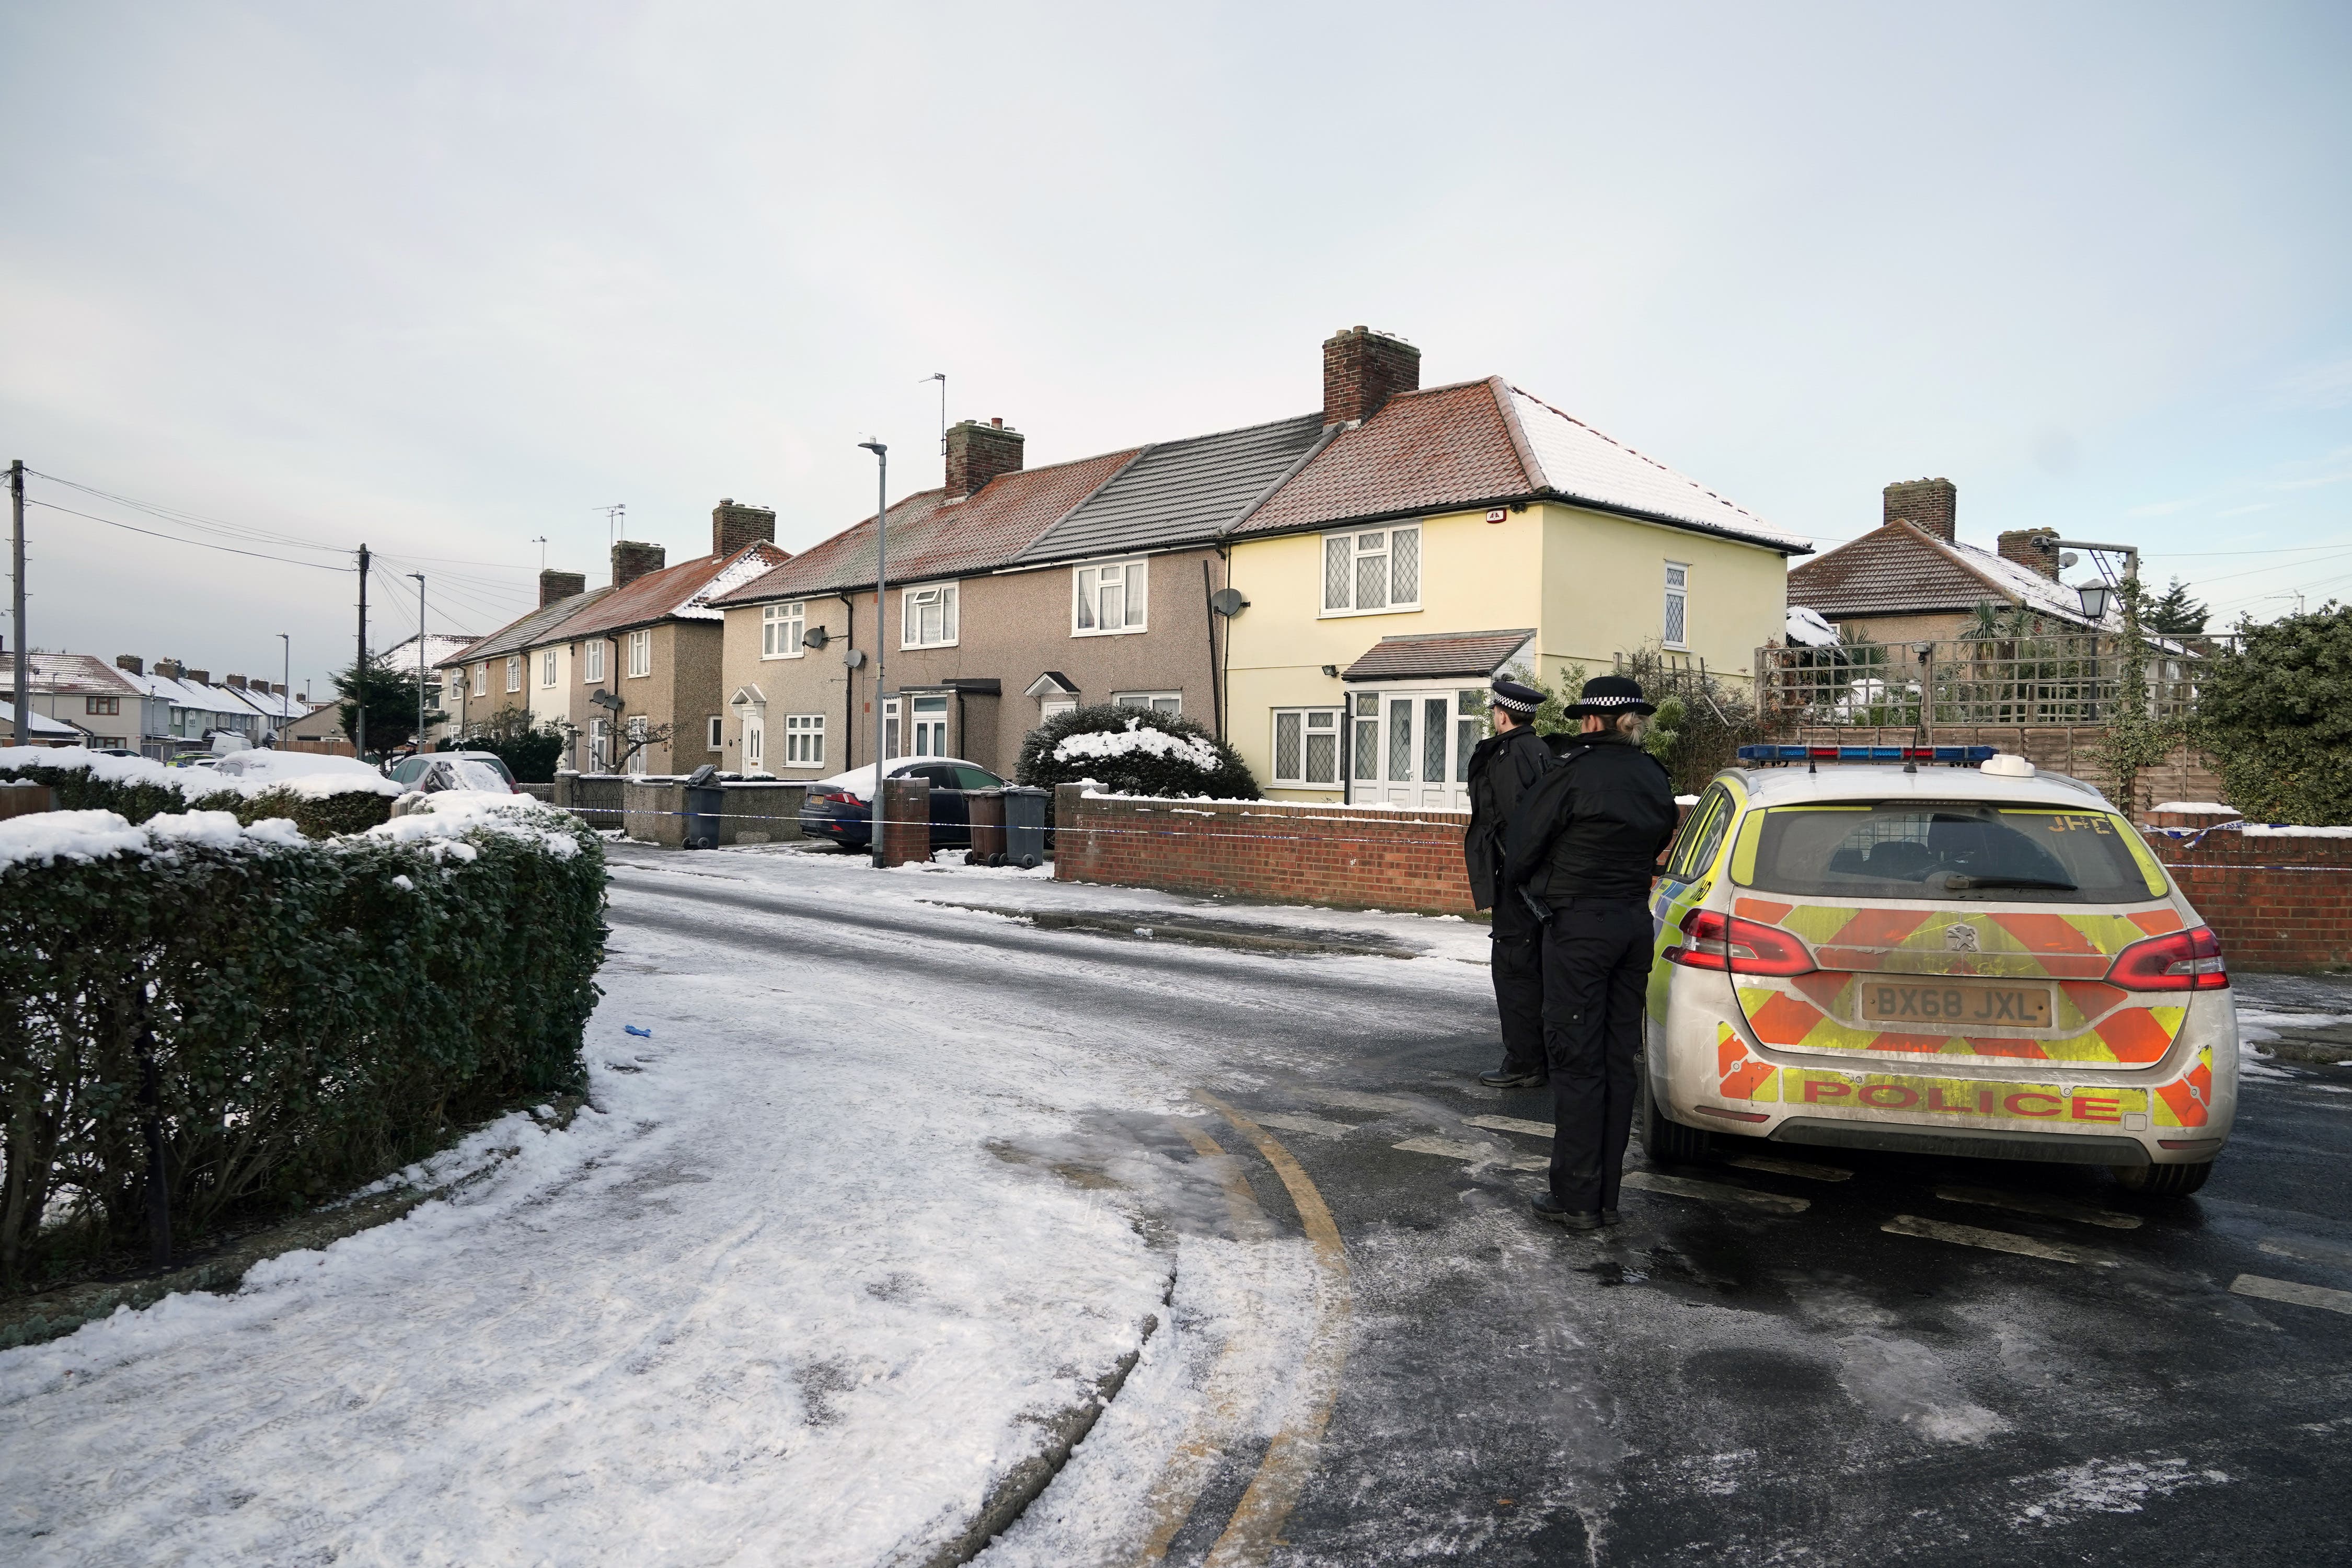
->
[1230, 381, 1529, 538]
[1342, 628, 1537, 682]
[552, 543, 791, 641]
[1013, 413, 1331, 566]
[713, 449, 1142, 606]
[440, 589, 614, 666]
[0, 652, 141, 695]
[1227, 377, 1807, 554]
[1789, 523, 2113, 629]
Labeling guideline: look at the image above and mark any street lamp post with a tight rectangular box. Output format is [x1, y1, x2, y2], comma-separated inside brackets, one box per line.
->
[857, 439, 888, 869]
[278, 634, 290, 745]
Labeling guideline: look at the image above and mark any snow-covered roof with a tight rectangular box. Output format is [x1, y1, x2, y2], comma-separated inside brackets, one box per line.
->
[679, 546, 794, 621]
[1941, 536, 2118, 630]
[376, 633, 482, 674]
[2, 701, 83, 739]
[1507, 388, 1812, 552]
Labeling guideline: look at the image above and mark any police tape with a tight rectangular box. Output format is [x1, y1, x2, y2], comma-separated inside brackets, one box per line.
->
[563, 804, 1473, 848]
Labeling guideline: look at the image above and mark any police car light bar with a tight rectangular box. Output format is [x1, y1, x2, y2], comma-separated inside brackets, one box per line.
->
[1736, 744, 1998, 766]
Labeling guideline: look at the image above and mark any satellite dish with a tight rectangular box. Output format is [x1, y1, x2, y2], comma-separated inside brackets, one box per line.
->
[843, 649, 868, 670]
[1209, 587, 1249, 617]
[802, 626, 831, 650]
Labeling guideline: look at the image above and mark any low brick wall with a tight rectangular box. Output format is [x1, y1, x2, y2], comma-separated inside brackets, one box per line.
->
[554, 771, 626, 831]
[621, 778, 689, 848]
[1053, 786, 1478, 915]
[2145, 825, 2352, 972]
[718, 780, 806, 844]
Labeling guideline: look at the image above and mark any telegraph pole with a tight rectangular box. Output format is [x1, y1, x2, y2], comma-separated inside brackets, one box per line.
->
[9, 460, 25, 744]
[355, 543, 370, 759]
[409, 573, 426, 754]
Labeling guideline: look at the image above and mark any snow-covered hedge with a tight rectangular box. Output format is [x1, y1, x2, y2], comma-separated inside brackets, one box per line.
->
[1016, 705, 1258, 800]
[0, 746, 400, 839]
[0, 792, 606, 1288]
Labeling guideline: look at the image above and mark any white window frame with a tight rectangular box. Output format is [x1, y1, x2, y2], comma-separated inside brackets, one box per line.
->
[762, 601, 806, 660]
[505, 655, 521, 693]
[471, 663, 488, 697]
[582, 640, 605, 684]
[909, 694, 950, 756]
[707, 715, 724, 752]
[590, 717, 610, 771]
[1039, 697, 1077, 722]
[900, 582, 959, 649]
[626, 629, 652, 678]
[1664, 561, 1690, 650]
[1319, 523, 1422, 617]
[783, 713, 826, 768]
[540, 650, 557, 687]
[1072, 557, 1148, 636]
[1113, 690, 1182, 716]
[1270, 707, 1343, 788]
[625, 716, 648, 775]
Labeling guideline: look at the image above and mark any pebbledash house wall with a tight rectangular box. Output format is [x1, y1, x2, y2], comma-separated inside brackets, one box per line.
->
[718, 547, 1223, 781]
[1052, 789, 2352, 972]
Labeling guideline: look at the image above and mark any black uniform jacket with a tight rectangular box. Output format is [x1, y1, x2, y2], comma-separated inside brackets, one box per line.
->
[1461, 725, 1555, 911]
[1501, 732, 1680, 907]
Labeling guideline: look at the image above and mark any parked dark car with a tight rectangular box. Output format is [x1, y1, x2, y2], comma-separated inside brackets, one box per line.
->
[798, 757, 1007, 850]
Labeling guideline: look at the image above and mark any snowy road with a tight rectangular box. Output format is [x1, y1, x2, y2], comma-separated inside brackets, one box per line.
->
[6, 841, 2351, 1566]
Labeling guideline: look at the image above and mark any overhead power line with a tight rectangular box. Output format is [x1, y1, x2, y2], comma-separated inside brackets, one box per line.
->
[26, 499, 354, 571]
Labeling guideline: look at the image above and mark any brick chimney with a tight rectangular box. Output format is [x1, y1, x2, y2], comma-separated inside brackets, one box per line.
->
[270, 683, 286, 696]
[945, 419, 1024, 500]
[116, 654, 143, 676]
[711, 498, 777, 557]
[612, 540, 666, 590]
[539, 568, 588, 607]
[185, 668, 210, 685]
[1884, 478, 1958, 542]
[155, 659, 180, 680]
[1323, 326, 1421, 426]
[1998, 528, 2062, 580]
[225, 674, 248, 690]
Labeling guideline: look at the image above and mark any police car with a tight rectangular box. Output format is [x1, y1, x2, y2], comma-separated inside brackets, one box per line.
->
[1644, 747, 2233, 1195]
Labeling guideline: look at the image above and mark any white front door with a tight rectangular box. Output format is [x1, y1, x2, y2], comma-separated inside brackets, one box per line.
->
[912, 695, 950, 756]
[1355, 686, 1484, 811]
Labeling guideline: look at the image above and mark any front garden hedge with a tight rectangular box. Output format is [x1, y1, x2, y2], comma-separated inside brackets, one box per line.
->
[1016, 705, 1259, 799]
[0, 801, 606, 1289]
[0, 752, 396, 838]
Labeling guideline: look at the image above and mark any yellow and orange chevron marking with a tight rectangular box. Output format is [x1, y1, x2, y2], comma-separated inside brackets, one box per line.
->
[2153, 1047, 2214, 1128]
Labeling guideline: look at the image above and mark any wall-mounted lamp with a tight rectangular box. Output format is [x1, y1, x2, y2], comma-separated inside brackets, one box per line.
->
[1320, 664, 1340, 678]
[2077, 583, 2113, 620]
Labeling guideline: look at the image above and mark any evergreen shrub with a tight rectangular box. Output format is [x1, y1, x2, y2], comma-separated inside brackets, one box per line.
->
[2194, 603, 2352, 825]
[1016, 704, 1259, 800]
[0, 756, 395, 838]
[0, 804, 606, 1289]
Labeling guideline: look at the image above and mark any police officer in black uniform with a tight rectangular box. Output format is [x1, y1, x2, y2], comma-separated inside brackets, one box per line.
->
[1502, 675, 1680, 1230]
[1462, 677, 1557, 1089]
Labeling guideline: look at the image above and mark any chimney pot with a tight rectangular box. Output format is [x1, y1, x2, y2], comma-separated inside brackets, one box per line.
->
[990, 417, 1002, 428]
[944, 419, 1025, 499]
[1884, 477, 1958, 543]
[116, 654, 144, 675]
[1322, 326, 1421, 427]
[612, 540, 667, 590]
[538, 568, 589, 607]
[710, 499, 777, 558]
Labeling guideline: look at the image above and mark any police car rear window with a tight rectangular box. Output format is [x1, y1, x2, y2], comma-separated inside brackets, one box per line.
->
[1740, 804, 2160, 903]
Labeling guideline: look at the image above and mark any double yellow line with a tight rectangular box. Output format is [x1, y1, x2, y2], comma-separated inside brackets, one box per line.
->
[1138, 1092, 1353, 1566]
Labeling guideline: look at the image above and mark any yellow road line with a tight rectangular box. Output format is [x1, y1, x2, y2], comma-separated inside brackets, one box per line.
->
[1137, 1123, 1278, 1563]
[1197, 1091, 1354, 1568]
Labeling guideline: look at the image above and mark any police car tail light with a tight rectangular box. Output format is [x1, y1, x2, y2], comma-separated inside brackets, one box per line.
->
[2106, 925, 2227, 991]
[1669, 909, 1816, 976]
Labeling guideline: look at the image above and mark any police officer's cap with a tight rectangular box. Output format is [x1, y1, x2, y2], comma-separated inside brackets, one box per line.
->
[1567, 674, 1657, 717]
[1489, 678, 1543, 717]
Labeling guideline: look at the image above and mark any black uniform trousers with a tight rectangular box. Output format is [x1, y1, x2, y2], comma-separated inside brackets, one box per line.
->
[1489, 887, 1547, 1078]
[1539, 898, 1653, 1213]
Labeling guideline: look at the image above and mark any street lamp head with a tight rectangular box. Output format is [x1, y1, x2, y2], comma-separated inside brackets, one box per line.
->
[2078, 582, 2113, 621]
[858, 439, 887, 456]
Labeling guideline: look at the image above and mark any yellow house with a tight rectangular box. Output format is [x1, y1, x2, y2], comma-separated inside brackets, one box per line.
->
[1221, 332, 1810, 804]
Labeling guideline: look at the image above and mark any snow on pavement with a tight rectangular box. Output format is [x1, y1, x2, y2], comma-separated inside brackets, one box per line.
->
[0, 850, 1340, 1566]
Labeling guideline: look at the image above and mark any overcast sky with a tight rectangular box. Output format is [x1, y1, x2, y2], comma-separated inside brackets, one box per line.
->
[4, 2, 2347, 694]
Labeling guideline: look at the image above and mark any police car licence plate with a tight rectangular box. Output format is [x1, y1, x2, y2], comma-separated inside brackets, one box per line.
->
[1857, 980, 2051, 1029]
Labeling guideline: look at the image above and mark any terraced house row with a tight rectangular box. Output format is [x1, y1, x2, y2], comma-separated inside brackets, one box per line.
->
[436, 327, 1811, 798]
[706, 327, 1811, 804]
